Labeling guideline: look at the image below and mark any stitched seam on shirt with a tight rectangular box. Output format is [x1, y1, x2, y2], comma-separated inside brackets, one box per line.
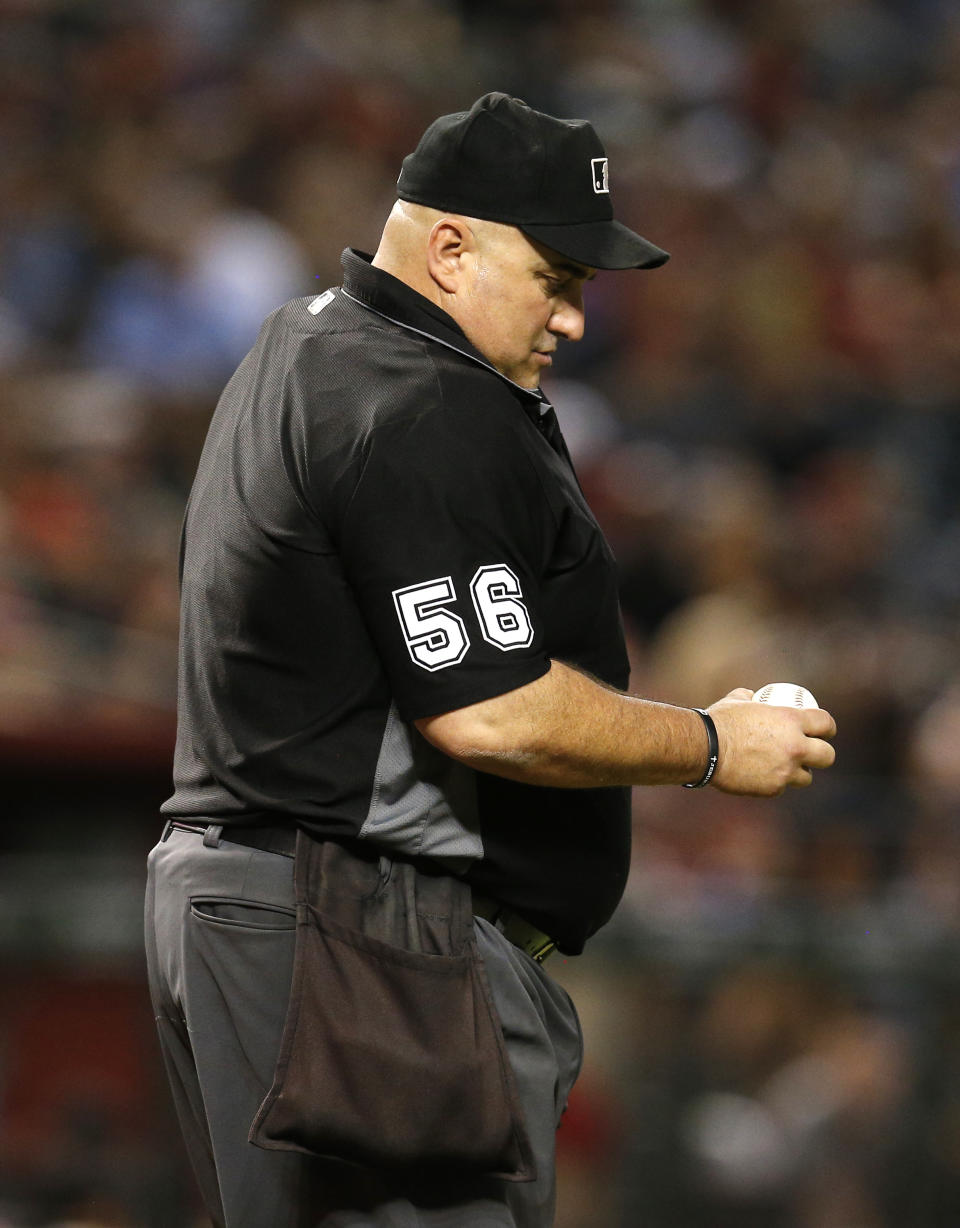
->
[340, 288, 542, 401]
[338, 333, 443, 526]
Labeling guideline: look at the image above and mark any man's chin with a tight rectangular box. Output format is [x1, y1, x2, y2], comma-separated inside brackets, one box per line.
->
[493, 359, 541, 389]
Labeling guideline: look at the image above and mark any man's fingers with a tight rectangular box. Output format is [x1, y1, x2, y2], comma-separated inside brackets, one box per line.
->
[803, 708, 837, 739]
[788, 734, 836, 788]
[803, 737, 836, 771]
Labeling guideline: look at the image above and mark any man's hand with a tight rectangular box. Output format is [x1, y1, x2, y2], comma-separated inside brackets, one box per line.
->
[707, 688, 837, 796]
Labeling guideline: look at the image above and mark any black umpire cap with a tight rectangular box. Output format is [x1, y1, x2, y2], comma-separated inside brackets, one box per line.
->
[396, 92, 669, 272]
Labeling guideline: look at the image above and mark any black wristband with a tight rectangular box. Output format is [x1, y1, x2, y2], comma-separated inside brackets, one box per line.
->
[683, 707, 719, 789]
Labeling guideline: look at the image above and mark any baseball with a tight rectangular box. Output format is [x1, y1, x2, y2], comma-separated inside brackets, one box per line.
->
[752, 682, 819, 709]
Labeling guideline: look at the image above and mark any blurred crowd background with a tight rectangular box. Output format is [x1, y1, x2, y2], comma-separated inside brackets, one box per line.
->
[2, 0, 960, 1224]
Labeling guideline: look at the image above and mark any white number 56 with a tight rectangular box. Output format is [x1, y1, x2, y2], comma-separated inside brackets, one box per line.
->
[393, 565, 534, 671]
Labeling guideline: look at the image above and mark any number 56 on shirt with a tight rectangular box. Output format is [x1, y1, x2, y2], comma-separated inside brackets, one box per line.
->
[392, 565, 534, 671]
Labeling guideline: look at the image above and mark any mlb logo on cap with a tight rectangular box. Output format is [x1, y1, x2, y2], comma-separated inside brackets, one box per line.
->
[591, 157, 609, 194]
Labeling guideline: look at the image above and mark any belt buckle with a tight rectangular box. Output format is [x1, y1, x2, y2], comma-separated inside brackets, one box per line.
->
[526, 934, 557, 964]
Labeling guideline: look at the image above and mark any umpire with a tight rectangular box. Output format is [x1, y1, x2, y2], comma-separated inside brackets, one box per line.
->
[145, 93, 836, 1227]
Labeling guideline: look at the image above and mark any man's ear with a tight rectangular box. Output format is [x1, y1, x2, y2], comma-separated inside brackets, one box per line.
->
[426, 217, 474, 294]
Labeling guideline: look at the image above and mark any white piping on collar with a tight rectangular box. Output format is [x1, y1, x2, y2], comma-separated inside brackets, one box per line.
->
[339, 286, 544, 402]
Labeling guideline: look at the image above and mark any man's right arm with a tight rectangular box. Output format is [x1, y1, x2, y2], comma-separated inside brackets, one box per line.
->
[415, 659, 836, 796]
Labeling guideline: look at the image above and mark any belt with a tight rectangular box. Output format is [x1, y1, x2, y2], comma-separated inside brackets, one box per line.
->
[163, 820, 297, 857]
[472, 892, 557, 964]
[163, 821, 557, 963]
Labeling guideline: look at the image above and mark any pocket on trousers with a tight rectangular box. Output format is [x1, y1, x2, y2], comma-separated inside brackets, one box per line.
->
[190, 897, 297, 931]
[554, 985, 584, 1127]
[248, 904, 535, 1181]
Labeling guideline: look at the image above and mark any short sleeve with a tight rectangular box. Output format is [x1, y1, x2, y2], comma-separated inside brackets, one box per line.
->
[335, 395, 554, 720]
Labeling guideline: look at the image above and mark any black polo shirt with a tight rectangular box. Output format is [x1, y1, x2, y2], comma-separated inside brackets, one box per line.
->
[162, 248, 631, 954]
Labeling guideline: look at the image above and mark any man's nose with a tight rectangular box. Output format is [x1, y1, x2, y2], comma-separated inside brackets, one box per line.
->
[548, 298, 585, 343]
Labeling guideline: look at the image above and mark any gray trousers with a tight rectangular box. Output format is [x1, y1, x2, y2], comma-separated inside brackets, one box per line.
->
[144, 827, 583, 1228]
